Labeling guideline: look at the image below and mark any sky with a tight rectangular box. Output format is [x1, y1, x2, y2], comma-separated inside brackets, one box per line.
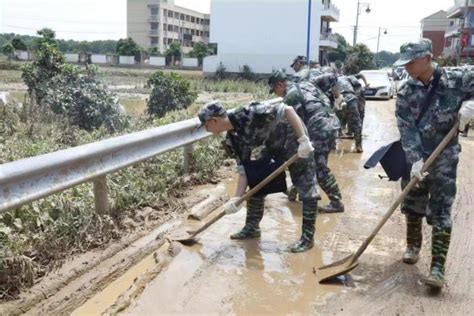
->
[0, 0, 455, 53]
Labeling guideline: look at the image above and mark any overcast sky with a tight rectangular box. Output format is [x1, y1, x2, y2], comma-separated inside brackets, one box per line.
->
[1, 0, 455, 53]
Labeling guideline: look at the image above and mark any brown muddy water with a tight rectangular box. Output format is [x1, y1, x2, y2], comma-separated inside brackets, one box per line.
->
[0, 90, 148, 117]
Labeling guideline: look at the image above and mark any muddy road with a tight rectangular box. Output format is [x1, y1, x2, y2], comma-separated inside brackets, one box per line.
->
[74, 99, 474, 315]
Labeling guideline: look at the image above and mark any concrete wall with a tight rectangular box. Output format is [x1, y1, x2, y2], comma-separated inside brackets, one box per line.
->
[182, 57, 198, 67]
[149, 56, 166, 66]
[64, 54, 79, 63]
[204, 0, 322, 74]
[119, 56, 136, 65]
[91, 54, 108, 64]
[15, 51, 29, 60]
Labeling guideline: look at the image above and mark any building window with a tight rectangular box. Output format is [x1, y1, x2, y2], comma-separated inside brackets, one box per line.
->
[191, 16, 195, 23]
[174, 12, 179, 19]
[180, 14, 185, 20]
[191, 29, 195, 35]
[163, 9, 167, 16]
[174, 25, 179, 32]
[168, 10, 173, 18]
[196, 18, 200, 24]
[168, 38, 173, 44]
[186, 15, 190, 22]
[204, 31, 209, 37]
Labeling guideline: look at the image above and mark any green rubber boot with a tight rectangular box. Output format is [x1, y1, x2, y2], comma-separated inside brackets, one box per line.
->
[422, 224, 451, 290]
[402, 215, 422, 264]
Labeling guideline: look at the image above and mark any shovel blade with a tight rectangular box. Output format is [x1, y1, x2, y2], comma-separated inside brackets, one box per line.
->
[168, 230, 198, 245]
[316, 254, 359, 283]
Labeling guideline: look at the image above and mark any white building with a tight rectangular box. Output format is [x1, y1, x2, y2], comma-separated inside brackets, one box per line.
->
[204, 0, 339, 75]
[127, 0, 210, 54]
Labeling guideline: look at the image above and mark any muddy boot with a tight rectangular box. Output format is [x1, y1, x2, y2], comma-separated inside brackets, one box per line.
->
[402, 215, 422, 264]
[230, 196, 264, 240]
[355, 135, 363, 153]
[291, 199, 317, 253]
[291, 218, 315, 253]
[286, 186, 298, 202]
[319, 200, 345, 213]
[230, 226, 261, 240]
[422, 224, 451, 290]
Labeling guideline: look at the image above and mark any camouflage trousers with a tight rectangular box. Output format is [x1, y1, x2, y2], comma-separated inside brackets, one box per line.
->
[400, 152, 458, 228]
[311, 130, 342, 202]
[401, 151, 458, 279]
[358, 97, 366, 126]
[242, 127, 320, 242]
[346, 99, 362, 145]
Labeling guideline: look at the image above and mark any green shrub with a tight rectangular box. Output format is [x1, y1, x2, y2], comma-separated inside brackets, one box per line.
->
[146, 71, 197, 118]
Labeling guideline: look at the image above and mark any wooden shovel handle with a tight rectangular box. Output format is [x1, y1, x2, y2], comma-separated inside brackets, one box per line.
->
[189, 153, 300, 237]
[351, 122, 460, 263]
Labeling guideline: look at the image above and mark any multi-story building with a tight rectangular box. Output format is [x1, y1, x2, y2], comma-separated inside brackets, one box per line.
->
[421, 10, 452, 57]
[444, 0, 474, 60]
[127, 0, 210, 54]
[203, 0, 339, 75]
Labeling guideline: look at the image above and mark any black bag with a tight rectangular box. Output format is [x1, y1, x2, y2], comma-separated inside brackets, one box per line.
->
[364, 68, 442, 181]
[243, 156, 287, 197]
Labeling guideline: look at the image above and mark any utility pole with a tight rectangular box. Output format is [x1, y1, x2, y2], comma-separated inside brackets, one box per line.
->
[457, 0, 469, 65]
[306, 0, 312, 65]
[376, 27, 387, 55]
[353, 0, 371, 46]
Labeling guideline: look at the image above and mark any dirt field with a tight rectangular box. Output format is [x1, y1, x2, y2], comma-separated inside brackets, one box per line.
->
[61, 98, 472, 315]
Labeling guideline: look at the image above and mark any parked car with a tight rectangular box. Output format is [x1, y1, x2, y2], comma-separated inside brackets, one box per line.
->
[396, 70, 410, 92]
[360, 70, 395, 100]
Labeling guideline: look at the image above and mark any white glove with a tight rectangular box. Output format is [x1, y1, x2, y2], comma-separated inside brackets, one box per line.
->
[410, 159, 428, 181]
[297, 135, 314, 158]
[335, 95, 346, 111]
[224, 197, 242, 215]
[459, 100, 474, 130]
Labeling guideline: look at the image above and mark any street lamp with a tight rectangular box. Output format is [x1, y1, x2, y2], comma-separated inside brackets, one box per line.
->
[353, 0, 371, 46]
[376, 27, 388, 55]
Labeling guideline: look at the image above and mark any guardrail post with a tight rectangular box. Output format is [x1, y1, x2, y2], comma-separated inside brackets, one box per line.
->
[183, 144, 193, 174]
[93, 176, 110, 215]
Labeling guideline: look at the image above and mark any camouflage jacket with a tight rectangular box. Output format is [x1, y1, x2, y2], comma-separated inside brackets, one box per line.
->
[336, 76, 358, 103]
[347, 75, 364, 96]
[225, 101, 287, 165]
[396, 64, 474, 164]
[283, 81, 340, 133]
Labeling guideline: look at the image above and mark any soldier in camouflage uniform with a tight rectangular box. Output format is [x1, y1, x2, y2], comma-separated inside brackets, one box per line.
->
[198, 101, 320, 253]
[394, 39, 474, 290]
[336, 75, 364, 152]
[268, 70, 345, 213]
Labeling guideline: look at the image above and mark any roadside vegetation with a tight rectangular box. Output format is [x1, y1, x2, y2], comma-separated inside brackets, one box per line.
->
[0, 30, 231, 299]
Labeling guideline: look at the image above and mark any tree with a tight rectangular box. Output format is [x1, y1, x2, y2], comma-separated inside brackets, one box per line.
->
[11, 37, 27, 51]
[33, 28, 58, 49]
[188, 41, 210, 65]
[2, 42, 15, 63]
[165, 42, 181, 58]
[116, 37, 142, 61]
[146, 71, 197, 118]
[328, 33, 349, 63]
[343, 43, 375, 75]
[374, 50, 400, 68]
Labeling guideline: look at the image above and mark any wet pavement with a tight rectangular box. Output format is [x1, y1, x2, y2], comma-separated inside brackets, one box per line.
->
[73, 98, 474, 315]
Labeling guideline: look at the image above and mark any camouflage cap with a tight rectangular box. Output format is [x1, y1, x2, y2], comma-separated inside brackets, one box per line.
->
[393, 38, 433, 67]
[290, 55, 308, 67]
[268, 70, 288, 93]
[198, 101, 227, 127]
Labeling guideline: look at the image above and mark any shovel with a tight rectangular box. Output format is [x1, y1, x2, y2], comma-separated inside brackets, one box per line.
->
[316, 122, 460, 283]
[172, 153, 300, 245]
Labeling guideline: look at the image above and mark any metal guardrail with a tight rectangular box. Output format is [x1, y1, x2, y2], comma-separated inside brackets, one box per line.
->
[0, 97, 283, 214]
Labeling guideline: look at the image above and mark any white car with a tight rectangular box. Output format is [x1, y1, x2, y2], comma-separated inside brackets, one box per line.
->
[360, 70, 395, 100]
